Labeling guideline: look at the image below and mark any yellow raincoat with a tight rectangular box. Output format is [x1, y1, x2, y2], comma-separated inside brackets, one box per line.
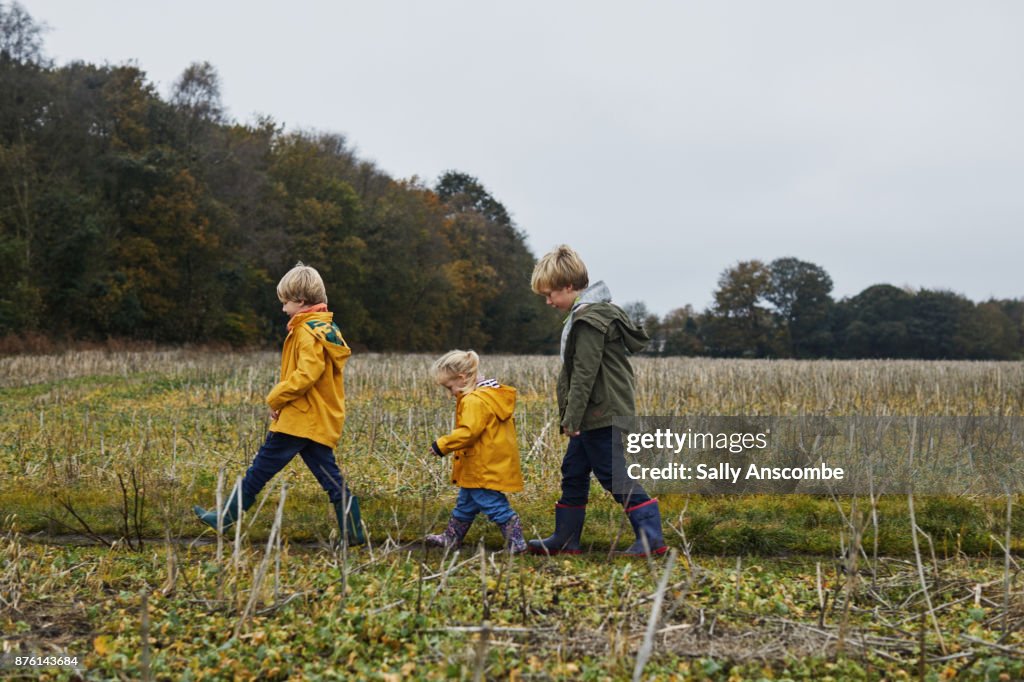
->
[267, 311, 352, 448]
[436, 383, 523, 492]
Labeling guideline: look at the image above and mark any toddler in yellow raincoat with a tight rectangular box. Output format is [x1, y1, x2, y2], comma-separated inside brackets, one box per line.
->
[425, 350, 526, 553]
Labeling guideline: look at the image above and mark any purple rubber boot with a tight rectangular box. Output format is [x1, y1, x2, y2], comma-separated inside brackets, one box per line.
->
[425, 515, 473, 549]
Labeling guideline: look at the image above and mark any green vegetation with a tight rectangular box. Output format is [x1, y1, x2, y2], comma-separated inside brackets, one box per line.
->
[1, 352, 1022, 679]
[671, 260, 1024, 360]
[4, 538, 1022, 681]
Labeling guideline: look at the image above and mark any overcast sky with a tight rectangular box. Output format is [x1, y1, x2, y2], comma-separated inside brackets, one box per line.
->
[20, 0, 1024, 314]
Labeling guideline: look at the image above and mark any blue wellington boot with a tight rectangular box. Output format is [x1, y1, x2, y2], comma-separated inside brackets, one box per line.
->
[333, 495, 366, 546]
[619, 499, 668, 557]
[194, 485, 256, 531]
[527, 504, 586, 555]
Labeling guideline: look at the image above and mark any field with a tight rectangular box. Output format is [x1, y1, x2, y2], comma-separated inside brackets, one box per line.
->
[1, 351, 1022, 681]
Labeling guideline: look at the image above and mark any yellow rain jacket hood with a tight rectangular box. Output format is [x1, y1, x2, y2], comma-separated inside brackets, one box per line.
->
[267, 311, 352, 448]
[436, 382, 523, 493]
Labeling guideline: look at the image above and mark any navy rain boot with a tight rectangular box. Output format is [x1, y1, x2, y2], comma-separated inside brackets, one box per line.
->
[527, 504, 586, 555]
[194, 485, 255, 531]
[619, 498, 668, 557]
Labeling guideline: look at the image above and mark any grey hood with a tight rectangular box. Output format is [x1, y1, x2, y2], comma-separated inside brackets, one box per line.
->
[560, 281, 612, 360]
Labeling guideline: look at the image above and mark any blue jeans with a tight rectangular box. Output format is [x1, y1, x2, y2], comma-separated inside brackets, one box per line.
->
[241, 431, 353, 505]
[558, 426, 651, 508]
[452, 488, 516, 524]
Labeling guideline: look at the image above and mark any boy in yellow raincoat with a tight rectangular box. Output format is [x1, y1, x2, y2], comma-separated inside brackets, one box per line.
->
[425, 350, 526, 553]
[193, 262, 365, 545]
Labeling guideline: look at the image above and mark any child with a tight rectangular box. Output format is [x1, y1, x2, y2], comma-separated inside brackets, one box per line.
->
[425, 350, 526, 554]
[193, 262, 365, 546]
[528, 245, 666, 557]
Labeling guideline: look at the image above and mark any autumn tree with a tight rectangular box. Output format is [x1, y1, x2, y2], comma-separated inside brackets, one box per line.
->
[0, 2, 50, 332]
[435, 170, 557, 352]
[660, 306, 704, 356]
[265, 132, 369, 338]
[702, 260, 776, 357]
[358, 180, 453, 350]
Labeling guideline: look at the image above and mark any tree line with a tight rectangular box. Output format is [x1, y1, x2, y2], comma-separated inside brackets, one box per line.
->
[0, 3, 557, 352]
[627, 258, 1023, 360]
[2, 3, 1021, 359]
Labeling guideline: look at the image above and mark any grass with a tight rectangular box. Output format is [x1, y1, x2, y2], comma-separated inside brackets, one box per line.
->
[3, 530, 1022, 680]
[1, 350, 1022, 680]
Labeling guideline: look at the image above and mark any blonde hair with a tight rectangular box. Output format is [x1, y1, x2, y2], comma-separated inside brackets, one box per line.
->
[432, 350, 480, 396]
[277, 261, 327, 304]
[531, 244, 589, 293]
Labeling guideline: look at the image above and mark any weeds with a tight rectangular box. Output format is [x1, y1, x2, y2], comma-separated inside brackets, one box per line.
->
[0, 352, 1021, 679]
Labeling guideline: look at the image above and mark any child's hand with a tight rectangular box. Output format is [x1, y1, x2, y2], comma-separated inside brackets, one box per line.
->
[429, 441, 444, 457]
[269, 408, 280, 421]
[562, 426, 580, 437]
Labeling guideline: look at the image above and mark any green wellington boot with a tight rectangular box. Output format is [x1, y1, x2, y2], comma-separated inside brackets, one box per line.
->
[333, 495, 366, 546]
[194, 485, 256, 531]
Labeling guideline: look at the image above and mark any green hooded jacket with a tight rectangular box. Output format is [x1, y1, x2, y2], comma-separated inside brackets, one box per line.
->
[558, 292, 650, 433]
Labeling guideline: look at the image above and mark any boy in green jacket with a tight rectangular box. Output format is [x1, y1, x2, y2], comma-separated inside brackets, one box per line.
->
[528, 245, 667, 557]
